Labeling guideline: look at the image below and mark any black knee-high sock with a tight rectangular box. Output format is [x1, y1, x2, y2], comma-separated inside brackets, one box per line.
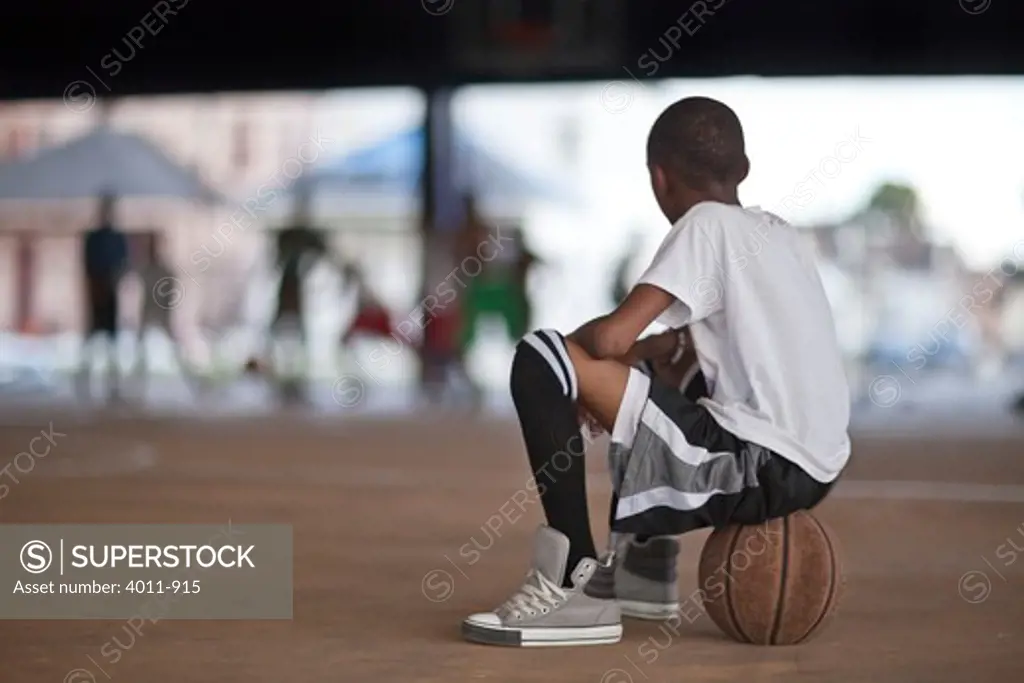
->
[510, 330, 597, 586]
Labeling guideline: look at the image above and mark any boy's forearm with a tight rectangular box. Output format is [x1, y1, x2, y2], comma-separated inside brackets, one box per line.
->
[569, 315, 636, 360]
[570, 320, 684, 367]
[568, 317, 605, 359]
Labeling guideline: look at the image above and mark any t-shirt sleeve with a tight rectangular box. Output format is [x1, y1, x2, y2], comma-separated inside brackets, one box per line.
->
[635, 215, 725, 328]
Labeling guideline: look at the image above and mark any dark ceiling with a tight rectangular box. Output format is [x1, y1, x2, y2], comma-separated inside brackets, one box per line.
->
[1, 0, 1022, 101]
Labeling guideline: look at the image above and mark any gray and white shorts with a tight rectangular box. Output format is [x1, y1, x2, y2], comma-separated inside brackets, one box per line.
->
[607, 363, 833, 537]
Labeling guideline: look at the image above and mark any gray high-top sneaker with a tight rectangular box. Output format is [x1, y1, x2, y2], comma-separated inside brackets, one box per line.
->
[588, 533, 681, 620]
[462, 526, 622, 647]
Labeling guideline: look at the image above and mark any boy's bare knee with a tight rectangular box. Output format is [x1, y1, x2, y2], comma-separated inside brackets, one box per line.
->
[565, 339, 631, 377]
[564, 340, 632, 425]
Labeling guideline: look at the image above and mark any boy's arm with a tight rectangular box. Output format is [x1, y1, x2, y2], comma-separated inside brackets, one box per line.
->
[568, 283, 676, 360]
[571, 216, 726, 361]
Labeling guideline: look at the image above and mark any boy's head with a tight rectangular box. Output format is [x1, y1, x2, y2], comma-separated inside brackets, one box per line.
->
[292, 188, 313, 224]
[97, 192, 117, 224]
[646, 97, 749, 223]
[343, 260, 364, 281]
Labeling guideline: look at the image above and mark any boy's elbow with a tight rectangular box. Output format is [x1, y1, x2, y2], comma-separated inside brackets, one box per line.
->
[592, 324, 633, 360]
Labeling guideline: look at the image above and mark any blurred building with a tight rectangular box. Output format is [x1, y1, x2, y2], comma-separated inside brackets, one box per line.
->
[0, 94, 318, 332]
[802, 207, 1009, 372]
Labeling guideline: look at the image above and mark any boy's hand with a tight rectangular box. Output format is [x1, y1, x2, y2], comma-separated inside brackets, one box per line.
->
[577, 405, 605, 438]
[625, 328, 684, 364]
[650, 330, 697, 388]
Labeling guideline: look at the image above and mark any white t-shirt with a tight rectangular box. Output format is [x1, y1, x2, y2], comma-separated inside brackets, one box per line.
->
[637, 201, 851, 483]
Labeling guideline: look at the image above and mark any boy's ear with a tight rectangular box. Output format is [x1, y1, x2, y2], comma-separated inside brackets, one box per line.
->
[650, 164, 677, 207]
[735, 155, 750, 184]
[649, 164, 668, 196]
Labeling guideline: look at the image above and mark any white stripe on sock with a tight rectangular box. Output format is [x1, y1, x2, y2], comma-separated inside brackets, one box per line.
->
[538, 329, 578, 401]
[523, 332, 569, 396]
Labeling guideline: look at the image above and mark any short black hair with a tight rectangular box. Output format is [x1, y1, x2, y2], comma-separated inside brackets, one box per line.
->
[646, 96, 746, 189]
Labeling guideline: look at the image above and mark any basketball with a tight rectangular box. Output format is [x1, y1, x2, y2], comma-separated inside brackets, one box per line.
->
[697, 510, 842, 645]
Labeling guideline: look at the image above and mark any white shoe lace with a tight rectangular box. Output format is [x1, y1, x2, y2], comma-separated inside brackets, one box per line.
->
[501, 569, 568, 620]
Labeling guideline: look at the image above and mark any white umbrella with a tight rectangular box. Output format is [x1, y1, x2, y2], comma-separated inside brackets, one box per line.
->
[0, 126, 221, 203]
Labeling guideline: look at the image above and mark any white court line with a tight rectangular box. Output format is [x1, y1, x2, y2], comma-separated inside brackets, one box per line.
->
[138, 462, 1024, 505]
[832, 480, 1024, 504]
[14, 435, 1024, 505]
[37, 443, 159, 478]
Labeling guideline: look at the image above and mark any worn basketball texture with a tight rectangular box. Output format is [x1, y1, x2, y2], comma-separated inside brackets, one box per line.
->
[698, 510, 842, 645]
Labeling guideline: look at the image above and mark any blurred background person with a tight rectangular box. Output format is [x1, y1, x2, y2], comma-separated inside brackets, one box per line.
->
[263, 192, 330, 391]
[196, 259, 256, 385]
[339, 259, 399, 348]
[454, 193, 528, 400]
[420, 298, 465, 404]
[511, 227, 541, 337]
[77, 193, 129, 399]
[134, 232, 201, 393]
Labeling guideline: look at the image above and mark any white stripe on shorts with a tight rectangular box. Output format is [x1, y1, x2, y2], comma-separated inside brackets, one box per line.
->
[617, 485, 723, 517]
[640, 401, 719, 468]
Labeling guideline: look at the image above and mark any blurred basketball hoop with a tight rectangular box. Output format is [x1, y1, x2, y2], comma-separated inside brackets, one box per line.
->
[451, 0, 623, 74]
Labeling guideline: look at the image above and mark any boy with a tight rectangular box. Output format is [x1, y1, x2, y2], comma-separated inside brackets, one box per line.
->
[462, 97, 851, 647]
